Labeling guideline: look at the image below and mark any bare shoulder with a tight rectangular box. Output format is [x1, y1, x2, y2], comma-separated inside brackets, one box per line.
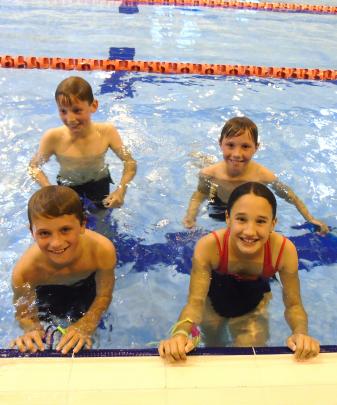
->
[84, 229, 116, 269]
[200, 162, 222, 177]
[96, 122, 123, 151]
[96, 122, 120, 138]
[250, 161, 276, 183]
[195, 228, 225, 262]
[12, 245, 45, 287]
[270, 232, 298, 273]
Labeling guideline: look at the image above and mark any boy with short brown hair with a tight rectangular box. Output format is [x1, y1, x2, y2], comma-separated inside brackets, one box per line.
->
[11, 185, 116, 354]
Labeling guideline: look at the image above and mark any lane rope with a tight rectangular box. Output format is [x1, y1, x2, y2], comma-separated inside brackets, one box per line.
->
[119, 0, 337, 15]
[1, 55, 336, 81]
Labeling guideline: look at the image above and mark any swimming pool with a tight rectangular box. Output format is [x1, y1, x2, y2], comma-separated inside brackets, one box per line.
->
[0, 0, 336, 350]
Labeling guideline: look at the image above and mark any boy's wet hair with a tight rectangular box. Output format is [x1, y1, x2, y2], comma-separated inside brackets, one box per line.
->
[55, 76, 94, 106]
[227, 182, 277, 219]
[28, 186, 85, 229]
[219, 117, 258, 146]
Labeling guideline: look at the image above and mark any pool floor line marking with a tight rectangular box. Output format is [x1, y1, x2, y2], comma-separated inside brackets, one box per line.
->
[1, 55, 337, 81]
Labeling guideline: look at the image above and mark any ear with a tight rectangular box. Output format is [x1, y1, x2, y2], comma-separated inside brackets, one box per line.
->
[255, 142, 260, 151]
[90, 99, 98, 113]
[28, 224, 36, 240]
[225, 210, 230, 226]
[80, 218, 87, 234]
[271, 217, 277, 231]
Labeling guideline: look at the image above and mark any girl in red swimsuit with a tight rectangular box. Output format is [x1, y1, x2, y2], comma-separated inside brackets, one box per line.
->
[159, 182, 320, 362]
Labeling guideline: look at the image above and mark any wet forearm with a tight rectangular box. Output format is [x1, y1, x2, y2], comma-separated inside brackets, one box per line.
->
[74, 296, 112, 335]
[272, 181, 314, 221]
[284, 305, 308, 335]
[119, 159, 137, 189]
[16, 310, 43, 333]
[186, 191, 207, 218]
[28, 164, 52, 187]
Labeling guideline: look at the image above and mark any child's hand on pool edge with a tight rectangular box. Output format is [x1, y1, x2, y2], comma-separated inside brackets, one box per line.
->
[286, 333, 320, 360]
[56, 325, 92, 355]
[158, 334, 195, 362]
[10, 329, 45, 353]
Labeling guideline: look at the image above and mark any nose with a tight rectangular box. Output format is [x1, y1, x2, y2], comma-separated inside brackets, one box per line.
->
[49, 233, 63, 249]
[243, 221, 256, 235]
[66, 111, 77, 123]
[231, 146, 241, 157]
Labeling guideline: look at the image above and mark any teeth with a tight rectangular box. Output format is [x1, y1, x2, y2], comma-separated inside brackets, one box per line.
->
[241, 238, 257, 244]
[49, 248, 66, 254]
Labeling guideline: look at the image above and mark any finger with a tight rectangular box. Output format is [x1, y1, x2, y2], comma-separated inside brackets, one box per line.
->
[56, 330, 76, 351]
[22, 336, 37, 353]
[185, 339, 196, 354]
[286, 337, 296, 352]
[61, 336, 83, 355]
[158, 341, 165, 358]
[170, 339, 186, 362]
[72, 338, 86, 354]
[33, 333, 45, 351]
[11, 338, 26, 352]
[162, 341, 178, 362]
[305, 340, 320, 359]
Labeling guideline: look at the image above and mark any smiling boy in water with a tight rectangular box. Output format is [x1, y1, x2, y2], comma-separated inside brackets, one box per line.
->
[10, 186, 116, 354]
[29, 76, 137, 209]
[183, 116, 328, 234]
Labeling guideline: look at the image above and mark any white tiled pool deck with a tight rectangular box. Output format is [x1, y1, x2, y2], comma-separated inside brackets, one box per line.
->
[1, 352, 337, 404]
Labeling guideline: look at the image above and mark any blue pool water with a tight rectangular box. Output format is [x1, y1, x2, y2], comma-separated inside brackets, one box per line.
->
[0, 0, 336, 349]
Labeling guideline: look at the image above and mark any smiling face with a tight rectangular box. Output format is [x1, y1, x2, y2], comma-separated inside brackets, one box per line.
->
[226, 193, 276, 257]
[57, 96, 98, 135]
[220, 130, 258, 176]
[31, 214, 86, 266]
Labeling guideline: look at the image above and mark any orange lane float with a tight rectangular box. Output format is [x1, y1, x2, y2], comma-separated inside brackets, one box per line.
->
[1, 55, 336, 81]
[120, 0, 337, 14]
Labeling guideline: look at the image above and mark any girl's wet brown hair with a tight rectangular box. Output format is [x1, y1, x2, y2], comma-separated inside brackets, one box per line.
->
[227, 182, 277, 219]
[28, 186, 85, 229]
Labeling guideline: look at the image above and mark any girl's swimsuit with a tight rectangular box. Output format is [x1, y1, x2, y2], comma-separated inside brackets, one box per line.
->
[56, 153, 113, 206]
[208, 229, 286, 317]
[35, 272, 96, 322]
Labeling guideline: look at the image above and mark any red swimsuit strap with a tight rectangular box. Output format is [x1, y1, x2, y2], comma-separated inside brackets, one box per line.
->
[263, 236, 287, 278]
[212, 229, 230, 274]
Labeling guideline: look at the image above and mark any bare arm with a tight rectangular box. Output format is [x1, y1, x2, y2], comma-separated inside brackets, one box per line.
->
[10, 260, 45, 352]
[271, 179, 328, 234]
[28, 130, 56, 187]
[159, 237, 212, 360]
[278, 239, 320, 359]
[56, 241, 117, 354]
[103, 126, 137, 208]
[183, 174, 211, 228]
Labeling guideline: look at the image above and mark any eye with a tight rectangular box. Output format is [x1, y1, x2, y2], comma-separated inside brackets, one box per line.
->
[61, 227, 72, 234]
[242, 144, 251, 149]
[257, 219, 267, 224]
[236, 216, 246, 222]
[37, 230, 50, 238]
[225, 142, 234, 148]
